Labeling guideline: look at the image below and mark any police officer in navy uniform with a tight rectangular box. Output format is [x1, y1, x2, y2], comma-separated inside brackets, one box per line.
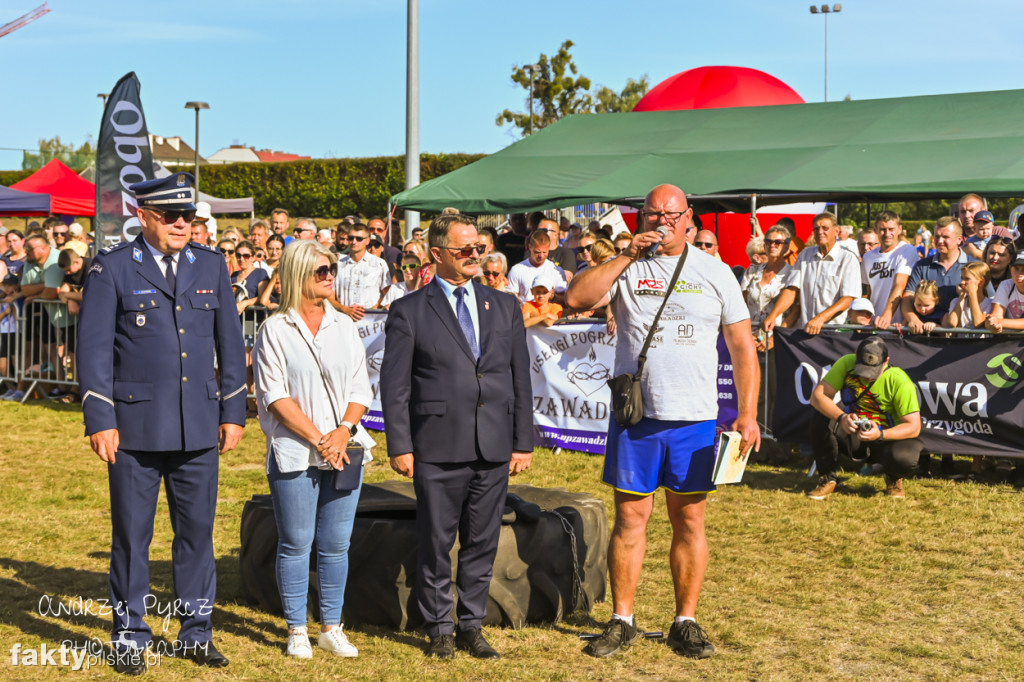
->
[78, 172, 246, 674]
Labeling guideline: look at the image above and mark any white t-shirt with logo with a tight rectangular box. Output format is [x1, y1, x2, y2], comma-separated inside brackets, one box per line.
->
[994, 279, 1024, 319]
[608, 248, 749, 421]
[861, 242, 917, 324]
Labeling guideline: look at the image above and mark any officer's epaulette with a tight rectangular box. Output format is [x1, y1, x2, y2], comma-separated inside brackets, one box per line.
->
[99, 241, 131, 255]
[189, 241, 218, 253]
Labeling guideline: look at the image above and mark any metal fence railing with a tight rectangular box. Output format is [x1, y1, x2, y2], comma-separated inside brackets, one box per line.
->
[1, 299, 79, 403]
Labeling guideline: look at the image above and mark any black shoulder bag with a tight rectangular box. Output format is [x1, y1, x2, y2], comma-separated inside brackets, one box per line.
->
[607, 247, 689, 427]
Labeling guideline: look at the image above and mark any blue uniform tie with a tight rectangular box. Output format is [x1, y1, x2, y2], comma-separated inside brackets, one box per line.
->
[454, 287, 479, 360]
[162, 255, 176, 294]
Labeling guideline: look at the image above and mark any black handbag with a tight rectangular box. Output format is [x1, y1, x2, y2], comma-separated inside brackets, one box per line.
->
[607, 246, 689, 427]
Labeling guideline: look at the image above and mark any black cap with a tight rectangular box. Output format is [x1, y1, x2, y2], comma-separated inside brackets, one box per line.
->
[854, 337, 889, 380]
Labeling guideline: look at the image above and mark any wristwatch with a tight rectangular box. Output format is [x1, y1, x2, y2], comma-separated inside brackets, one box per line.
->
[877, 425, 885, 440]
[341, 421, 359, 436]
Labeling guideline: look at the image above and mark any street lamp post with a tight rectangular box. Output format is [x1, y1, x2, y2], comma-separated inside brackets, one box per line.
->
[809, 4, 841, 102]
[183, 101, 209, 191]
[97, 93, 109, 107]
[405, 0, 420, 237]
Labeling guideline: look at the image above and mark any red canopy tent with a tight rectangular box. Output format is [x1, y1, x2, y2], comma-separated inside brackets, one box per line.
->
[11, 158, 95, 216]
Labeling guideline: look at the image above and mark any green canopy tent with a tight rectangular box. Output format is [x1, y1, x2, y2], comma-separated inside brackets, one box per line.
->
[391, 88, 1024, 214]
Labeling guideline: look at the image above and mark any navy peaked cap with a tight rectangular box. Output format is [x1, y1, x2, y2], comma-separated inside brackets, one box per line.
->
[129, 172, 197, 210]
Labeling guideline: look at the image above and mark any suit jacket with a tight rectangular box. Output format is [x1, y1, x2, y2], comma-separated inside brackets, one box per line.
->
[78, 235, 247, 452]
[380, 278, 533, 463]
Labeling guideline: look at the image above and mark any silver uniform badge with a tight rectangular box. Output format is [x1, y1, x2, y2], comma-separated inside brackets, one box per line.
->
[136, 313, 146, 327]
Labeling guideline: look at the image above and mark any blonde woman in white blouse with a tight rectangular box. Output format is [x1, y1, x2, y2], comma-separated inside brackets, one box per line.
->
[738, 225, 794, 437]
[252, 239, 374, 660]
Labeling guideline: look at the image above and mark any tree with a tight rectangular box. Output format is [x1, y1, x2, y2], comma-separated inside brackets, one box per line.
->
[495, 40, 593, 137]
[593, 76, 650, 114]
[21, 136, 96, 170]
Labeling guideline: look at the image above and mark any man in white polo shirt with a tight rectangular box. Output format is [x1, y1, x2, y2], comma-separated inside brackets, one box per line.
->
[763, 212, 861, 336]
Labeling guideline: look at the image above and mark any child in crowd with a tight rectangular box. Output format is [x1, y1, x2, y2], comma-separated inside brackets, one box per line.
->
[942, 262, 992, 329]
[0, 275, 22, 398]
[522, 274, 562, 328]
[963, 211, 995, 260]
[985, 253, 1024, 333]
[846, 298, 875, 326]
[909, 280, 944, 332]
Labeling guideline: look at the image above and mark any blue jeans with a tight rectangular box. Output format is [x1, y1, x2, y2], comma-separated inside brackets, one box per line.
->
[267, 456, 362, 628]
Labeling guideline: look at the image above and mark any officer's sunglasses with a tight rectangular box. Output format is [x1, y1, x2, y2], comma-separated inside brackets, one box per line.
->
[143, 206, 197, 223]
[441, 244, 486, 258]
[313, 263, 339, 281]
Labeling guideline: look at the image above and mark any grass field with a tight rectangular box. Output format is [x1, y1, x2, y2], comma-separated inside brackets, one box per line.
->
[1, 400, 1023, 680]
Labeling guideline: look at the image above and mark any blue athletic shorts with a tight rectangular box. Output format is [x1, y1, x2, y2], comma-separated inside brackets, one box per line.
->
[602, 418, 717, 495]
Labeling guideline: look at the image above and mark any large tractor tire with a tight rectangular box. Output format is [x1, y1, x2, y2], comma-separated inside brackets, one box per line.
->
[238, 481, 608, 629]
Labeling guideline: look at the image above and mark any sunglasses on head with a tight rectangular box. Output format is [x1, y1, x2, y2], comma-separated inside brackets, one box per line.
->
[313, 263, 339, 280]
[144, 206, 197, 223]
[442, 244, 486, 258]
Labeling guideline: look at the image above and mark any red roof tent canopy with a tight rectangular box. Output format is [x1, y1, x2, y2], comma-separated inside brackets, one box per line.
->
[633, 65, 805, 112]
[11, 158, 96, 216]
[633, 66, 807, 267]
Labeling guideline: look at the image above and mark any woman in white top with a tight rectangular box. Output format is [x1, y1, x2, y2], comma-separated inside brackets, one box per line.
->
[738, 225, 794, 441]
[252, 239, 374, 660]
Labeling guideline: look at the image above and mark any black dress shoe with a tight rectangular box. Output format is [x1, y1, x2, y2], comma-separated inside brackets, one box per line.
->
[426, 634, 455, 659]
[455, 628, 500, 659]
[179, 641, 229, 668]
[111, 648, 146, 676]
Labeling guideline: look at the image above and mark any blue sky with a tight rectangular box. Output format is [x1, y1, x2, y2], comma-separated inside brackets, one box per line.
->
[2, 0, 1024, 170]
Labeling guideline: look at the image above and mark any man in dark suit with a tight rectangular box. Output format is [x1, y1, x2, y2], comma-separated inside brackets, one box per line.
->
[78, 172, 246, 674]
[380, 213, 533, 660]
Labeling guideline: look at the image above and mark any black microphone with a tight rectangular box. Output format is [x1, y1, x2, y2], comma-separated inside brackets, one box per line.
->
[645, 225, 668, 259]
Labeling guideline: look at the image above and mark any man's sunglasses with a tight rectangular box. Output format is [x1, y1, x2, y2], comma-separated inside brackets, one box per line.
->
[441, 244, 486, 258]
[313, 263, 339, 280]
[400, 263, 419, 272]
[144, 206, 197, 223]
[694, 241, 716, 248]
[346, 235, 367, 243]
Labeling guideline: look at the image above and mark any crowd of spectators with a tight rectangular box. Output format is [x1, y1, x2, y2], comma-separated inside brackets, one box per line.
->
[2, 193, 1023, 484]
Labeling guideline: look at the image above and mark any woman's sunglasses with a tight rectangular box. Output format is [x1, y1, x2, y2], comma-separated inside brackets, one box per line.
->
[313, 263, 339, 280]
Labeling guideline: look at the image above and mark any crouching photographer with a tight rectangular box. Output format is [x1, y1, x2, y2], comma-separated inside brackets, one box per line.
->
[807, 337, 923, 500]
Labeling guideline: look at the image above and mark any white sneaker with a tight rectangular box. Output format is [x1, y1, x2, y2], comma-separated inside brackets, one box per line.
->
[318, 626, 357, 657]
[286, 626, 313, 659]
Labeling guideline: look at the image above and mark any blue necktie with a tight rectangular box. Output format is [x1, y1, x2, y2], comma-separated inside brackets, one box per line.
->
[162, 255, 176, 294]
[454, 287, 479, 360]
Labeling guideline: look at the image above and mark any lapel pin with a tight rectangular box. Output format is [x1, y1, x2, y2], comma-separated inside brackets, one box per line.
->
[484, 301, 490, 311]
[132, 248, 142, 263]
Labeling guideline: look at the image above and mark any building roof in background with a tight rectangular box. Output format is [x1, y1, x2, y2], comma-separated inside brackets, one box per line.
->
[148, 134, 206, 165]
[208, 144, 311, 164]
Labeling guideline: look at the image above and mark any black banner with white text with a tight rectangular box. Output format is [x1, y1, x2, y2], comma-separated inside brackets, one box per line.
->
[773, 328, 1024, 457]
[95, 72, 153, 250]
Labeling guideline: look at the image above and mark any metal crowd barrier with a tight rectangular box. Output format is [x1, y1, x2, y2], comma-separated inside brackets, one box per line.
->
[4, 299, 79, 404]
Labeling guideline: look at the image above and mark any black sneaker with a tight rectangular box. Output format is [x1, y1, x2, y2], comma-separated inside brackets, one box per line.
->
[940, 456, 964, 480]
[666, 620, 716, 659]
[582, 618, 640, 658]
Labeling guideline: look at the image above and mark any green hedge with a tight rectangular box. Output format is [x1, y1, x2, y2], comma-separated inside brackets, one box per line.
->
[199, 153, 486, 217]
[0, 170, 34, 186]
